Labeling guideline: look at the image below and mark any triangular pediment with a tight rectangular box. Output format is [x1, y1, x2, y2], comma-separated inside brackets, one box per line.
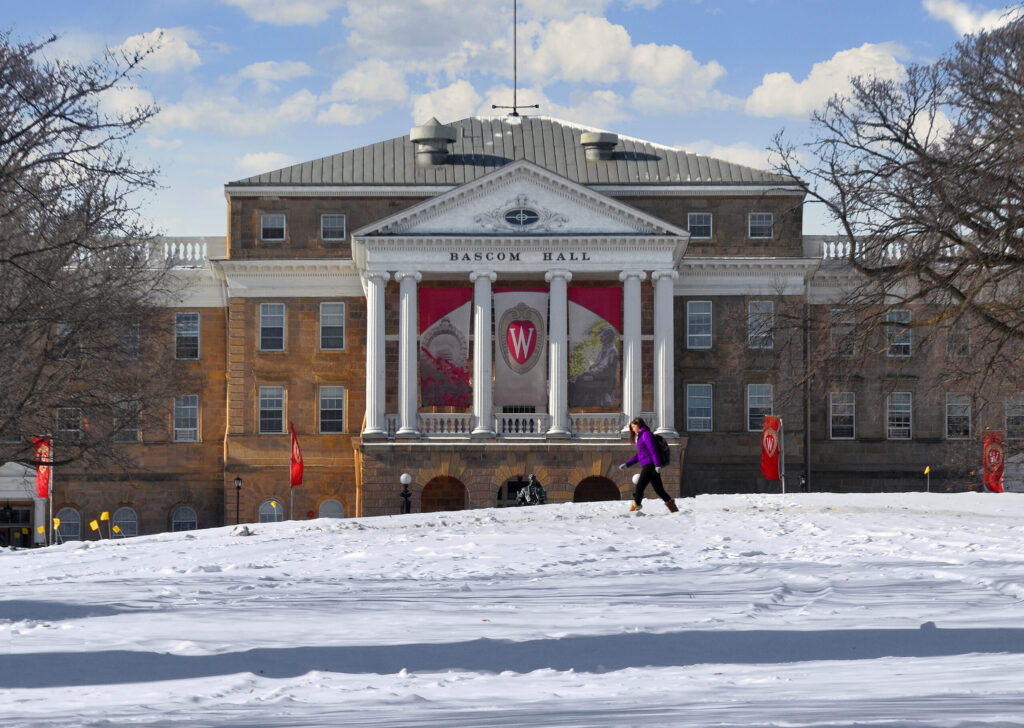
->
[353, 160, 687, 239]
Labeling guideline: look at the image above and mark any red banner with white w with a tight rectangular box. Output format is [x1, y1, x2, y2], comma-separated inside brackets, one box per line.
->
[494, 289, 548, 406]
[983, 431, 1004, 493]
[761, 416, 782, 481]
[33, 437, 52, 498]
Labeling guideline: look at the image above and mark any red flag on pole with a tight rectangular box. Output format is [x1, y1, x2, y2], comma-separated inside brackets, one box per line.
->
[983, 431, 1004, 493]
[289, 423, 303, 487]
[761, 416, 782, 481]
[33, 437, 52, 498]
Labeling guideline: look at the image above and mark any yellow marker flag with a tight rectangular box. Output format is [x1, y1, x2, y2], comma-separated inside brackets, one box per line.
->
[53, 517, 61, 528]
[37, 526, 45, 534]
[271, 501, 278, 508]
[113, 525, 121, 534]
[100, 511, 110, 521]
[924, 466, 930, 475]
[21, 528, 28, 535]
[90, 520, 100, 531]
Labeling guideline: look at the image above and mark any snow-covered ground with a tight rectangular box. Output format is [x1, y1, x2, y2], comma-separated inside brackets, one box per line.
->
[3, 492, 1024, 727]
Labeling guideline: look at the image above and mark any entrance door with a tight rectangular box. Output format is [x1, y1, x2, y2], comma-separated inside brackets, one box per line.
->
[573, 476, 620, 502]
[421, 476, 468, 513]
[0, 504, 32, 547]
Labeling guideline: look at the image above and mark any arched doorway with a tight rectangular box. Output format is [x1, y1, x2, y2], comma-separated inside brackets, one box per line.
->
[421, 476, 467, 513]
[574, 476, 620, 502]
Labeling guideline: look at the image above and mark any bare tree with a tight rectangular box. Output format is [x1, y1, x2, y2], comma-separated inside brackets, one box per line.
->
[0, 31, 182, 468]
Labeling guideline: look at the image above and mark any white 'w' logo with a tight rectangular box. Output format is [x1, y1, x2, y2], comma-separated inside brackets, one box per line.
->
[508, 325, 535, 360]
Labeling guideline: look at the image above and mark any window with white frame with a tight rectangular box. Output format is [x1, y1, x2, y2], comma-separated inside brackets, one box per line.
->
[56, 407, 82, 443]
[947, 317, 971, 358]
[749, 212, 773, 239]
[112, 507, 138, 537]
[259, 498, 284, 523]
[55, 507, 81, 541]
[171, 506, 197, 531]
[686, 383, 713, 432]
[830, 308, 855, 357]
[886, 309, 912, 357]
[260, 214, 285, 241]
[887, 392, 912, 440]
[113, 401, 140, 443]
[747, 383, 773, 431]
[1007, 395, 1024, 439]
[687, 212, 712, 239]
[319, 386, 345, 433]
[829, 392, 856, 439]
[319, 302, 345, 350]
[321, 214, 346, 241]
[945, 394, 971, 439]
[747, 301, 774, 349]
[318, 499, 345, 518]
[260, 303, 285, 351]
[175, 312, 200, 360]
[687, 301, 712, 349]
[259, 386, 285, 434]
[173, 395, 199, 442]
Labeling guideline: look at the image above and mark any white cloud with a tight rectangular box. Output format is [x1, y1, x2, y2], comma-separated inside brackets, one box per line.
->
[316, 103, 376, 126]
[745, 42, 906, 119]
[923, 0, 1021, 34]
[680, 139, 772, 172]
[322, 60, 408, 104]
[99, 84, 156, 118]
[155, 89, 317, 136]
[221, 0, 345, 25]
[235, 152, 296, 175]
[411, 81, 483, 125]
[527, 15, 633, 83]
[239, 60, 313, 92]
[147, 136, 184, 150]
[118, 27, 201, 73]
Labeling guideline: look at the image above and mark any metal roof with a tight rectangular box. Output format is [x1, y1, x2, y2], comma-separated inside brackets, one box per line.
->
[227, 116, 795, 188]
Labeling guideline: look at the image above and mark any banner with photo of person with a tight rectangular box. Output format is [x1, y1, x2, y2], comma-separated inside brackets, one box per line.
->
[568, 286, 622, 408]
[494, 288, 548, 407]
[419, 287, 473, 408]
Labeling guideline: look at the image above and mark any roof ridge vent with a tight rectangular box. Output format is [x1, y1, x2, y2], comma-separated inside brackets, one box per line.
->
[580, 131, 618, 161]
[410, 117, 458, 166]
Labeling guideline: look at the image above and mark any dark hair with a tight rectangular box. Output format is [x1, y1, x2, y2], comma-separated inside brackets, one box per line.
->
[628, 417, 648, 445]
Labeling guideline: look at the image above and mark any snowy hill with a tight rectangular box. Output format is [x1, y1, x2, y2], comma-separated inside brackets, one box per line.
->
[3, 493, 1024, 727]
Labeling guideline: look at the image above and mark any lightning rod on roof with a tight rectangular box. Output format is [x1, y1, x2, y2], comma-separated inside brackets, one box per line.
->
[492, 1, 539, 118]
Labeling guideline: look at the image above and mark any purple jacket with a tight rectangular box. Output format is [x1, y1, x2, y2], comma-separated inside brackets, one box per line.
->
[626, 428, 662, 468]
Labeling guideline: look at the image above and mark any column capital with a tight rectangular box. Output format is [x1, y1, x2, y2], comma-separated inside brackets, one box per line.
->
[651, 269, 679, 282]
[362, 270, 391, 283]
[619, 269, 648, 282]
[394, 271, 422, 283]
[469, 270, 497, 283]
[544, 268, 573, 283]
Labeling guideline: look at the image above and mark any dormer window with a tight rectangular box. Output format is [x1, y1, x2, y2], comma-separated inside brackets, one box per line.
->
[261, 214, 285, 241]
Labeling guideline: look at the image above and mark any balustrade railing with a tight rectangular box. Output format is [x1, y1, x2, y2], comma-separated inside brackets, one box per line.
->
[374, 412, 636, 440]
[419, 413, 473, 438]
[495, 414, 550, 437]
[570, 412, 625, 439]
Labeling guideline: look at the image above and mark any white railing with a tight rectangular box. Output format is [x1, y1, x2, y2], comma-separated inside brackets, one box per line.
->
[571, 412, 625, 439]
[495, 414, 550, 438]
[419, 413, 473, 438]
[158, 237, 228, 267]
[376, 412, 635, 440]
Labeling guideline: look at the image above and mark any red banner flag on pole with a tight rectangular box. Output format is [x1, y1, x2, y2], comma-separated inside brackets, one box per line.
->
[289, 423, 303, 487]
[33, 437, 52, 498]
[983, 431, 1005, 493]
[761, 416, 782, 481]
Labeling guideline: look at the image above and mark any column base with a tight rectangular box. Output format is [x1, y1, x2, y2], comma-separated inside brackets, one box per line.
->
[396, 428, 421, 440]
[654, 427, 679, 438]
[545, 428, 571, 440]
[361, 429, 389, 441]
[471, 428, 496, 439]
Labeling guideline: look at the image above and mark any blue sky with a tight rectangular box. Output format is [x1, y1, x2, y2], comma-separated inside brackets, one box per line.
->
[8, 0, 1019, 235]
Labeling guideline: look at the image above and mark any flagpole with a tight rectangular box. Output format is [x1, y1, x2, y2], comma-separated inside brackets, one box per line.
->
[48, 436, 54, 547]
[779, 417, 786, 494]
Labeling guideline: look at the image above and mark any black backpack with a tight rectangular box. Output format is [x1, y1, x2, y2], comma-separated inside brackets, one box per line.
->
[652, 433, 671, 467]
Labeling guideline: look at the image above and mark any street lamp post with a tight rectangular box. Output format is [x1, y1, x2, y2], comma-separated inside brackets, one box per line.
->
[234, 476, 242, 525]
[400, 473, 412, 514]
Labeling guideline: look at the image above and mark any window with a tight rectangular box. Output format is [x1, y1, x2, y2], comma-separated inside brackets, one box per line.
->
[55, 322, 78, 359]
[319, 386, 345, 433]
[173, 395, 199, 442]
[686, 383, 713, 432]
[829, 392, 856, 439]
[113, 402, 140, 443]
[687, 212, 712, 239]
[830, 309, 855, 358]
[55, 507, 81, 542]
[112, 507, 138, 537]
[260, 303, 285, 351]
[259, 386, 285, 434]
[887, 392, 912, 440]
[747, 383, 773, 431]
[947, 318, 971, 358]
[886, 309, 912, 357]
[748, 301, 774, 349]
[175, 312, 200, 360]
[1007, 396, 1024, 439]
[318, 499, 345, 519]
[320, 302, 346, 350]
[117, 325, 140, 360]
[946, 394, 971, 439]
[171, 506, 197, 532]
[259, 498, 284, 523]
[321, 214, 346, 241]
[56, 408, 82, 443]
[749, 212, 773, 239]
[687, 301, 712, 349]
[261, 214, 285, 241]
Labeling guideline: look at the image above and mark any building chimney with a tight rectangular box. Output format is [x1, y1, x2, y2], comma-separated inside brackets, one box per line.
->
[410, 118, 458, 166]
[580, 131, 618, 161]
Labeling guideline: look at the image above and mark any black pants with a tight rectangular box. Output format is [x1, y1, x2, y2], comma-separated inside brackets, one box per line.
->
[633, 464, 670, 504]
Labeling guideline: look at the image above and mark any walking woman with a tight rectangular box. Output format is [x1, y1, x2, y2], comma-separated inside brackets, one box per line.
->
[620, 417, 678, 512]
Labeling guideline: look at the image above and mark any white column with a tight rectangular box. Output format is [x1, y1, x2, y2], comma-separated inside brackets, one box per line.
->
[362, 270, 390, 439]
[652, 269, 679, 437]
[619, 270, 646, 433]
[470, 270, 497, 438]
[395, 271, 422, 439]
[545, 268, 572, 438]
